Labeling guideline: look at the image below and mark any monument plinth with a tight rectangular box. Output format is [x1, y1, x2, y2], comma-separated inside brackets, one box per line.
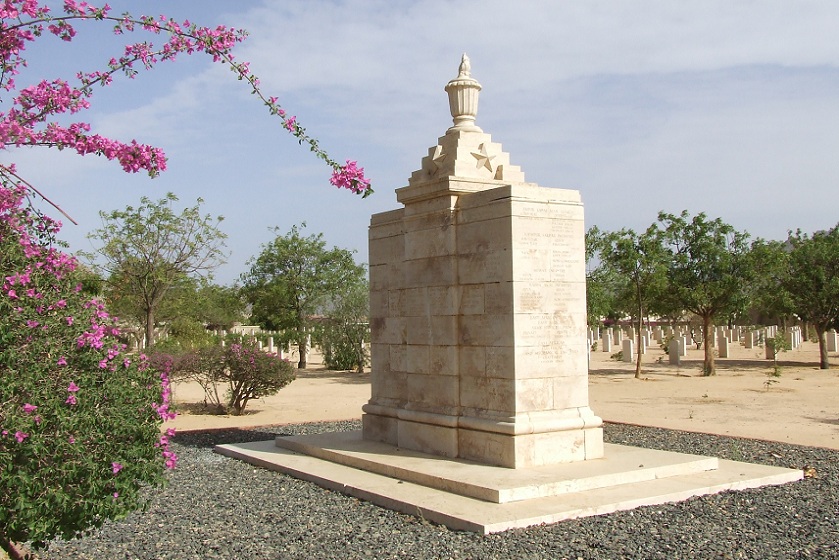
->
[216, 56, 802, 534]
[362, 53, 603, 468]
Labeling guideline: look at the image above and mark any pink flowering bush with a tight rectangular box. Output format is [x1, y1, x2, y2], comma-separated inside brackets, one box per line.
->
[0, 0, 368, 552]
[0, 184, 177, 550]
[0, 0, 372, 550]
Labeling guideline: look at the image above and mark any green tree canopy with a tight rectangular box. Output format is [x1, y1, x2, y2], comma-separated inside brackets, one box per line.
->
[315, 277, 370, 373]
[86, 193, 228, 350]
[241, 224, 366, 368]
[656, 210, 753, 376]
[746, 238, 794, 326]
[783, 224, 839, 369]
[593, 225, 668, 378]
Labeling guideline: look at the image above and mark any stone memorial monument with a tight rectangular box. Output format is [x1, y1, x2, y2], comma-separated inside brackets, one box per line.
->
[217, 55, 802, 534]
[361, 53, 603, 468]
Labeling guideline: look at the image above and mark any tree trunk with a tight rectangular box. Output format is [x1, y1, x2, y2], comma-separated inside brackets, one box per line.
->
[635, 311, 643, 378]
[145, 307, 155, 350]
[702, 314, 715, 376]
[0, 534, 31, 560]
[816, 324, 829, 370]
[297, 332, 307, 369]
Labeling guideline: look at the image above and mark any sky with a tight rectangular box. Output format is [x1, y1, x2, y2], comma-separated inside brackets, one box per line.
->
[7, 1, 839, 285]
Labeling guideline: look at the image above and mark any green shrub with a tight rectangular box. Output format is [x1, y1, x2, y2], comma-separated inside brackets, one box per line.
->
[224, 341, 295, 415]
[159, 339, 295, 416]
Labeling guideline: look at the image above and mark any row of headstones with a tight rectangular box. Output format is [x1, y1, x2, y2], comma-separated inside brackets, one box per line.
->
[589, 325, 839, 366]
[212, 328, 306, 360]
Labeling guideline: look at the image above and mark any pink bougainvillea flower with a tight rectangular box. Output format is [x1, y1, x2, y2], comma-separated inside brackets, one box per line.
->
[67, 381, 80, 392]
[65, 394, 77, 405]
[22, 403, 37, 414]
[68, 436, 75, 444]
[111, 462, 123, 474]
[14, 431, 28, 443]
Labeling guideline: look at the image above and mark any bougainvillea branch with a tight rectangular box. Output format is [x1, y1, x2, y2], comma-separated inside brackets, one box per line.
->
[0, 0, 372, 195]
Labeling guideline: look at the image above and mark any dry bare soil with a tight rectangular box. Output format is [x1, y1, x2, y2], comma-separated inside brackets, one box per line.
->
[168, 340, 839, 450]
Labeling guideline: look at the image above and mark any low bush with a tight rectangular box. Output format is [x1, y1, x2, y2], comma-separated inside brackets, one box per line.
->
[157, 339, 295, 416]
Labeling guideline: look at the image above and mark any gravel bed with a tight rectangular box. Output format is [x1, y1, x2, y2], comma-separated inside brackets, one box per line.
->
[39, 421, 838, 560]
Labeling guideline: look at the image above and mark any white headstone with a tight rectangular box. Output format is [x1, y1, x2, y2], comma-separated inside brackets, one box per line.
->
[622, 339, 635, 363]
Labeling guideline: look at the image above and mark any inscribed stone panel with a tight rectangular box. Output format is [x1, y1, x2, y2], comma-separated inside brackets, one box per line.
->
[511, 248, 551, 283]
[513, 345, 587, 379]
[514, 284, 545, 313]
[514, 313, 561, 346]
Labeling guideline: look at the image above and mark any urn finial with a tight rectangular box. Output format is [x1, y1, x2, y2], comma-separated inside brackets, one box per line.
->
[444, 53, 482, 133]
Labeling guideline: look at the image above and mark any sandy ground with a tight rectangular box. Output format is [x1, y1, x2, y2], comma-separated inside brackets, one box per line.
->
[168, 340, 839, 450]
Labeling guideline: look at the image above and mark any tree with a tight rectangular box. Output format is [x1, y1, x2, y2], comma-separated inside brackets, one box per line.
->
[316, 277, 370, 372]
[585, 226, 618, 327]
[656, 210, 753, 376]
[242, 224, 366, 368]
[747, 239, 794, 326]
[193, 283, 248, 331]
[783, 225, 839, 369]
[86, 193, 228, 350]
[0, 2, 370, 554]
[594, 226, 668, 378]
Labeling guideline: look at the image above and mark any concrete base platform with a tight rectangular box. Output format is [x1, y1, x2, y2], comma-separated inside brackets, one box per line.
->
[215, 431, 802, 534]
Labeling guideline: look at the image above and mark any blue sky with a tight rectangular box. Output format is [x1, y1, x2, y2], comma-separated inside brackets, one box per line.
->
[8, 1, 839, 285]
